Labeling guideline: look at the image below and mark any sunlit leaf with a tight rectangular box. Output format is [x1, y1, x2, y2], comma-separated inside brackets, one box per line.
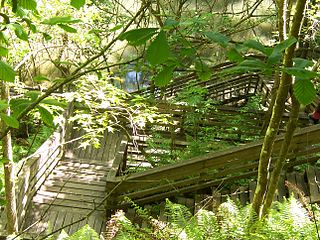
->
[0, 61, 15, 82]
[146, 31, 170, 66]
[41, 98, 67, 108]
[19, 0, 37, 11]
[70, 0, 86, 9]
[42, 32, 52, 41]
[25, 91, 41, 101]
[118, 28, 158, 46]
[10, 23, 28, 41]
[293, 78, 317, 105]
[58, 24, 77, 33]
[0, 113, 19, 128]
[154, 66, 174, 87]
[33, 75, 50, 82]
[204, 31, 230, 47]
[110, 24, 123, 32]
[38, 106, 54, 127]
[42, 16, 81, 25]
[69, 224, 100, 240]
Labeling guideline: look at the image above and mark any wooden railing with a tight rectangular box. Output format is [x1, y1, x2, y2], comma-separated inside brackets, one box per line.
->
[108, 124, 320, 206]
[15, 130, 64, 230]
[0, 128, 65, 234]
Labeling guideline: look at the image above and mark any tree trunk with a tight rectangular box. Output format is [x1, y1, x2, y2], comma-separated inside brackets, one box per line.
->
[251, 0, 307, 217]
[261, 95, 300, 217]
[1, 82, 18, 234]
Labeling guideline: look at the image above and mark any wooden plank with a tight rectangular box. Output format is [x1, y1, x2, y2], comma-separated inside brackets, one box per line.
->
[53, 210, 66, 235]
[249, 181, 256, 203]
[32, 195, 105, 210]
[40, 185, 105, 198]
[306, 167, 320, 203]
[286, 172, 299, 199]
[36, 190, 104, 203]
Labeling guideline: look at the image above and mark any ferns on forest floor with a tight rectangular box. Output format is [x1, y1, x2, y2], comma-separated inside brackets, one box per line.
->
[107, 197, 320, 240]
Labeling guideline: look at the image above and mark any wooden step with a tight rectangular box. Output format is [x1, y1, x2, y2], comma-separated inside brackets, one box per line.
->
[42, 180, 106, 192]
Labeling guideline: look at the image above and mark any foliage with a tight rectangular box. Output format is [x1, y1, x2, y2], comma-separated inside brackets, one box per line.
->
[68, 74, 161, 148]
[112, 197, 320, 240]
[55, 224, 100, 240]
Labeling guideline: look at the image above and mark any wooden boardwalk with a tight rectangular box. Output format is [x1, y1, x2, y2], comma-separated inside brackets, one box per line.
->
[0, 129, 127, 238]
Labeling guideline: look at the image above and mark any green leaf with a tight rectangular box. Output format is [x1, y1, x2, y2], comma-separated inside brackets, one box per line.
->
[22, 18, 37, 33]
[25, 91, 41, 101]
[33, 75, 50, 82]
[267, 37, 297, 65]
[275, 37, 297, 52]
[204, 31, 230, 47]
[38, 106, 54, 127]
[154, 66, 174, 87]
[41, 98, 67, 108]
[222, 59, 267, 74]
[70, 0, 86, 9]
[195, 61, 212, 81]
[243, 40, 271, 55]
[42, 16, 81, 25]
[110, 24, 123, 32]
[0, 61, 15, 82]
[146, 31, 170, 66]
[58, 24, 77, 33]
[69, 225, 99, 240]
[42, 32, 52, 41]
[0, 46, 8, 56]
[283, 67, 318, 79]
[0, 198, 6, 206]
[0, 100, 8, 111]
[227, 48, 244, 63]
[18, 0, 37, 11]
[163, 18, 179, 30]
[10, 99, 32, 117]
[118, 28, 158, 46]
[293, 78, 317, 105]
[293, 58, 314, 68]
[11, 23, 28, 41]
[0, 113, 19, 128]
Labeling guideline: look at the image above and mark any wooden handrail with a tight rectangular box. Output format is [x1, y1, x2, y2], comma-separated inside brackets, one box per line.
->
[112, 125, 320, 198]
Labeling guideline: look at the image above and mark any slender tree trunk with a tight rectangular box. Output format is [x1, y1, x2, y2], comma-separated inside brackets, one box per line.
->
[251, 0, 307, 217]
[1, 82, 18, 234]
[261, 73, 280, 135]
[261, 95, 300, 217]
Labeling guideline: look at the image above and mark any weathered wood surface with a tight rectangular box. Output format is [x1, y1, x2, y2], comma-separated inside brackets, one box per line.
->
[110, 124, 320, 205]
[20, 130, 126, 238]
[1, 129, 127, 238]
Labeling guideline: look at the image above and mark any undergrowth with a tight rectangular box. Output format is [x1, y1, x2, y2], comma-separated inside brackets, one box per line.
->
[104, 197, 320, 240]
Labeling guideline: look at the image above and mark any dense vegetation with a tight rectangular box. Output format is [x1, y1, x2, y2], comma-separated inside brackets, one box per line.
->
[0, 0, 320, 238]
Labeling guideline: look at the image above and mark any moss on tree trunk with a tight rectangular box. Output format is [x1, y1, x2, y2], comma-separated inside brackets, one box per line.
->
[252, 0, 307, 217]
